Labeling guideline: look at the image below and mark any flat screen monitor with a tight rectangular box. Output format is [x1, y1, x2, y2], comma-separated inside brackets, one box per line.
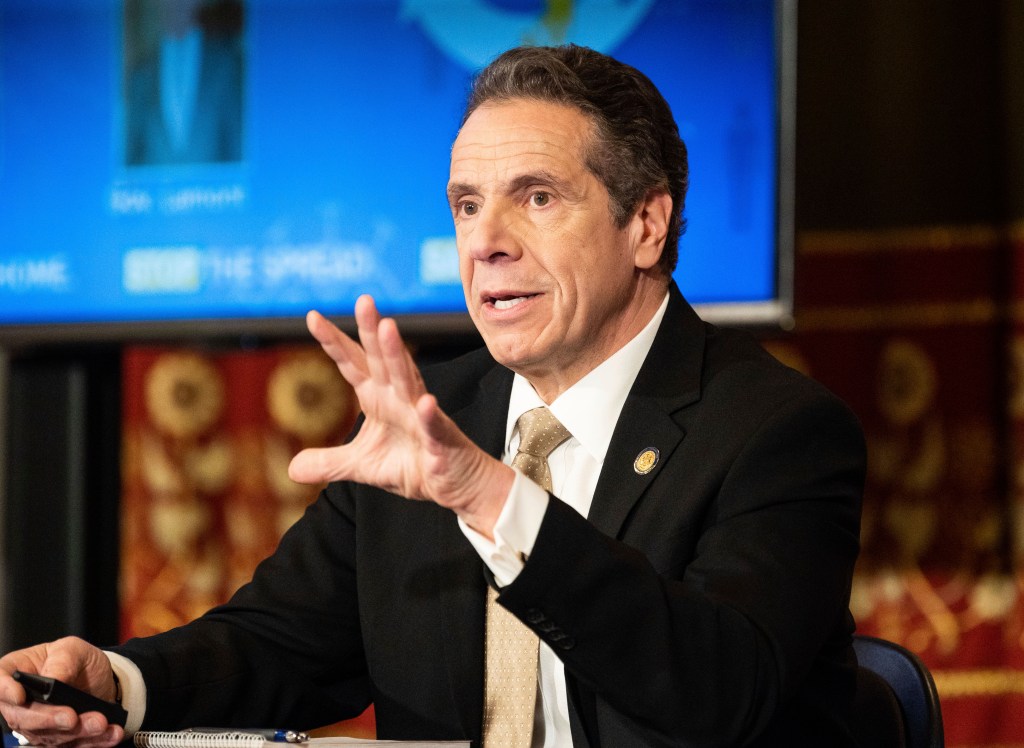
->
[0, 0, 795, 343]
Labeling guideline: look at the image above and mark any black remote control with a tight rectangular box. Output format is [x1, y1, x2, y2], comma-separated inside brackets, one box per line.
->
[12, 671, 127, 727]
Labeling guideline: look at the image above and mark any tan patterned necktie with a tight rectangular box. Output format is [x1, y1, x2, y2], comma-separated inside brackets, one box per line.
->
[483, 407, 572, 748]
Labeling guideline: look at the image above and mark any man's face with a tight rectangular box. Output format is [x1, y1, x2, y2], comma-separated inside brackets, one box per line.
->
[448, 99, 664, 401]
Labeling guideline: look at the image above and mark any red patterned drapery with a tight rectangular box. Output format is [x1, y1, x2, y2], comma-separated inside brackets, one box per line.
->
[761, 224, 1024, 747]
[120, 344, 373, 737]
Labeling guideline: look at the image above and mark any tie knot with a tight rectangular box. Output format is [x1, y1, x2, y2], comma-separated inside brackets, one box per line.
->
[515, 407, 571, 459]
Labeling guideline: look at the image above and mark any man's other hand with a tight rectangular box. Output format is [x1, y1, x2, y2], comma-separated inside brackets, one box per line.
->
[0, 637, 123, 748]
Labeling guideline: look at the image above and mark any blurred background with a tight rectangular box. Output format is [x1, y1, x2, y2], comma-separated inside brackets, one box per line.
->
[3, 2, 1023, 745]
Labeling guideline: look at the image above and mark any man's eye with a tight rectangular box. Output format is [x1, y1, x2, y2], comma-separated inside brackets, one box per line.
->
[459, 201, 479, 216]
[531, 192, 551, 207]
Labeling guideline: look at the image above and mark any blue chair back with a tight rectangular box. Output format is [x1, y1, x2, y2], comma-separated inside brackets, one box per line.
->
[853, 634, 944, 748]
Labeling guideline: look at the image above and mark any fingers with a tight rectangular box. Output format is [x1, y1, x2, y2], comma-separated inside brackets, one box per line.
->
[305, 310, 369, 389]
[0, 696, 119, 738]
[351, 296, 422, 401]
[308, 298, 416, 397]
[2, 708, 124, 748]
[3, 703, 80, 734]
[0, 665, 26, 706]
[354, 295, 388, 385]
[310, 297, 424, 408]
[294, 296, 438, 499]
[379, 317, 425, 404]
[0, 644, 55, 703]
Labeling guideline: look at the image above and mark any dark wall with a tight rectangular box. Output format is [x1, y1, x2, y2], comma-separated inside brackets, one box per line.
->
[796, 2, 1009, 229]
[2, 352, 122, 650]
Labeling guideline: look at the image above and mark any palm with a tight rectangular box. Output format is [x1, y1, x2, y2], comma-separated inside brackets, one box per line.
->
[289, 297, 512, 532]
[345, 397, 434, 500]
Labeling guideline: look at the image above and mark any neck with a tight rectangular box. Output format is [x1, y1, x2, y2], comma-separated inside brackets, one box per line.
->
[524, 282, 669, 404]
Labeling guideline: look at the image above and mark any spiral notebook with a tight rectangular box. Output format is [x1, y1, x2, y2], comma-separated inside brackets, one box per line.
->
[132, 730, 468, 748]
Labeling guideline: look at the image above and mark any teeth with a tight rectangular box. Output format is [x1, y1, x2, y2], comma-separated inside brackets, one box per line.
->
[493, 296, 528, 310]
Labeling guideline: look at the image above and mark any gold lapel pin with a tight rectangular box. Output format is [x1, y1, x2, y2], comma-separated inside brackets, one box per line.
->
[633, 447, 659, 475]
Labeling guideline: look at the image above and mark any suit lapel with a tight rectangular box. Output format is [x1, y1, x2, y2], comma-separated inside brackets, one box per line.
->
[435, 361, 513, 739]
[587, 397, 687, 536]
[588, 286, 706, 537]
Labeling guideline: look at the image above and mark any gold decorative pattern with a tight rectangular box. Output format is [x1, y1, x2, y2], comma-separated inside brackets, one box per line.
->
[799, 224, 1002, 255]
[877, 339, 938, 426]
[1010, 337, 1024, 418]
[795, 299, 998, 332]
[267, 352, 351, 442]
[183, 437, 235, 494]
[883, 502, 939, 561]
[145, 353, 225, 438]
[933, 669, 1024, 698]
[148, 498, 213, 558]
[264, 433, 317, 502]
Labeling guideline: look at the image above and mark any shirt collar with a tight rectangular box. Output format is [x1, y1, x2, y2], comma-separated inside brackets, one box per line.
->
[505, 292, 670, 463]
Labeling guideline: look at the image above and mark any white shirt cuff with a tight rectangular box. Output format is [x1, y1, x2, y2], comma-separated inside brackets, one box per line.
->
[458, 469, 550, 587]
[103, 651, 146, 736]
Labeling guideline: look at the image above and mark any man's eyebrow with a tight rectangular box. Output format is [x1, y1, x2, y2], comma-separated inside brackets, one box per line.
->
[446, 170, 579, 205]
[446, 182, 475, 204]
[506, 170, 570, 195]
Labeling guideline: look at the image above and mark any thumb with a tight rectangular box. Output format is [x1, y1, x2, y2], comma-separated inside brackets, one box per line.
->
[288, 444, 352, 484]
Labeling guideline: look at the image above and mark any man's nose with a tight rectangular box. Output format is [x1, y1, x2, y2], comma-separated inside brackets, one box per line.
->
[466, 203, 523, 263]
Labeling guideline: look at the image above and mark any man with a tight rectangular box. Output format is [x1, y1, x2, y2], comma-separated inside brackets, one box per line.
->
[1, 45, 867, 746]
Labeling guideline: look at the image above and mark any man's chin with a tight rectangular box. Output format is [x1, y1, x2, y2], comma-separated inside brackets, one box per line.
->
[480, 333, 541, 371]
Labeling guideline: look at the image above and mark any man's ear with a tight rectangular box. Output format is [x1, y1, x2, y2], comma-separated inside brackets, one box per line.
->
[630, 189, 672, 271]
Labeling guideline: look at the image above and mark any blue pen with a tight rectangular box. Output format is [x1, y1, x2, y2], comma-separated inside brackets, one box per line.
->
[186, 729, 309, 744]
[262, 730, 307, 744]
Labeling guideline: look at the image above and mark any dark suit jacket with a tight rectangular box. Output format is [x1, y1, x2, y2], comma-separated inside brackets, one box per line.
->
[115, 286, 866, 747]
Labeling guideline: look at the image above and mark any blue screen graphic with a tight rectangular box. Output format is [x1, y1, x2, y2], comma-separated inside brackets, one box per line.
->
[0, 0, 780, 334]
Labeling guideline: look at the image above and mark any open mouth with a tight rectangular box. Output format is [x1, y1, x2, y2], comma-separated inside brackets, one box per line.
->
[489, 294, 537, 310]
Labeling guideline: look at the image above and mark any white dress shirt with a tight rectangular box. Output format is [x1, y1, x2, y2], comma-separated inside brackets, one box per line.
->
[459, 293, 669, 748]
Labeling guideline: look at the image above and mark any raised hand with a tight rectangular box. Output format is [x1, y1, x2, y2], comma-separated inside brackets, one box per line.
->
[288, 295, 514, 537]
[0, 637, 123, 748]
